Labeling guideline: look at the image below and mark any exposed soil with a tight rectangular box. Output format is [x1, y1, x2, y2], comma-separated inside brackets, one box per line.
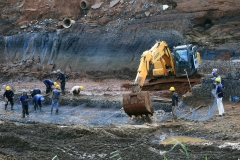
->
[0, 80, 240, 159]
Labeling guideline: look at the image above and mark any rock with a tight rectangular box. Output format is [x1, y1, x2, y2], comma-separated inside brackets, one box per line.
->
[33, 56, 40, 63]
[42, 64, 54, 72]
[65, 65, 72, 73]
[31, 66, 39, 72]
[26, 60, 33, 66]
[145, 12, 150, 17]
[98, 17, 108, 26]
[20, 25, 28, 29]
[110, 0, 120, 8]
[21, 65, 27, 70]
[91, 2, 104, 9]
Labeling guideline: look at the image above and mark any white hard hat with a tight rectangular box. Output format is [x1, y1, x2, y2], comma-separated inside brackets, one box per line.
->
[22, 89, 26, 93]
[57, 69, 61, 73]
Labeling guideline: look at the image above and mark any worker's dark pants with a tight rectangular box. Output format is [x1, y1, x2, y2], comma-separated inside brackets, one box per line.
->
[61, 82, 65, 94]
[34, 100, 42, 111]
[22, 105, 29, 118]
[5, 98, 14, 110]
[73, 90, 80, 96]
[31, 93, 37, 105]
[172, 106, 177, 121]
[44, 82, 52, 94]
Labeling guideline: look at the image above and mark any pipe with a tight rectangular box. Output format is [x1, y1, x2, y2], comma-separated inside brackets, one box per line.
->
[80, 0, 91, 10]
[62, 18, 75, 29]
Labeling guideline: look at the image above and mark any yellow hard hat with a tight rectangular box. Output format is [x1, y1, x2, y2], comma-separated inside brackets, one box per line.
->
[6, 86, 11, 90]
[169, 87, 175, 91]
[79, 86, 84, 90]
[56, 85, 60, 89]
[215, 77, 221, 82]
[54, 82, 57, 86]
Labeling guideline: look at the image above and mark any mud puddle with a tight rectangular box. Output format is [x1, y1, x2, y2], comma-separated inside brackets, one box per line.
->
[160, 136, 208, 144]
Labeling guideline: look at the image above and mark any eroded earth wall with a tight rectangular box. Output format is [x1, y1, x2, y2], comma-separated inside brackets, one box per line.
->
[0, 0, 240, 77]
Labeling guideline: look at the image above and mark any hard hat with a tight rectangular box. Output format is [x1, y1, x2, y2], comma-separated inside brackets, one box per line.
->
[6, 86, 11, 90]
[54, 82, 57, 86]
[56, 85, 60, 89]
[215, 77, 221, 82]
[57, 69, 61, 73]
[79, 86, 84, 90]
[40, 97, 44, 101]
[212, 68, 217, 72]
[22, 89, 26, 93]
[52, 71, 57, 74]
[169, 87, 175, 91]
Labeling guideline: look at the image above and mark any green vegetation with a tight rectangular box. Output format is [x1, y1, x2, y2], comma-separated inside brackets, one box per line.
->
[110, 150, 122, 160]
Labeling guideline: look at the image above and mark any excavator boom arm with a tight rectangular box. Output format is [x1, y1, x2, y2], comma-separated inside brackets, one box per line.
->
[134, 41, 176, 88]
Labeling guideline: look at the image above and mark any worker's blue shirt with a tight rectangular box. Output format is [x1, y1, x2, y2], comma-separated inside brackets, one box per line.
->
[20, 94, 29, 105]
[172, 92, 178, 106]
[57, 73, 65, 83]
[3, 90, 14, 99]
[34, 94, 43, 102]
[216, 84, 223, 98]
[52, 89, 61, 100]
[43, 79, 54, 87]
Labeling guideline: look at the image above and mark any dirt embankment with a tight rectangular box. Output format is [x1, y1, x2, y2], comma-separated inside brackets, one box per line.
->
[0, 0, 240, 80]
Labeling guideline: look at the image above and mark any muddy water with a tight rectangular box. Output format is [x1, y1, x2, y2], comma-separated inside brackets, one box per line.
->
[0, 101, 129, 126]
[160, 136, 208, 145]
[0, 100, 172, 126]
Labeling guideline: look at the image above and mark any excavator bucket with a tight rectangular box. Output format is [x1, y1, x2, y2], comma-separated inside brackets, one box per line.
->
[123, 91, 154, 117]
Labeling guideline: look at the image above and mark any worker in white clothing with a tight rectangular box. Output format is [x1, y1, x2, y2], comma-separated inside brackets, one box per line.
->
[215, 77, 225, 117]
[71, 86, 84, 96]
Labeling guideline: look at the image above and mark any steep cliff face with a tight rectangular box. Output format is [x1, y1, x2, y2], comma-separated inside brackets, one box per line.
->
[0, 0, 239, 80]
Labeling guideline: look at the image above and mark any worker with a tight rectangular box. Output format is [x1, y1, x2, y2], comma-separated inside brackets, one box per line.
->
[43, 79, 57, 94]
[19, 89, 29, 118]
[169, 86, 178, 122]
[212, 68, 218, 76]
[56, 69, 66, 95]
[33, 94, 44, 111]
[71, 86, 84, 96]
[3, 86, 14, 111]
[30, 88, 41, 105]
[51, 85, 61, 114]
[31, 88, 41, 97]
[216, 77, 225, 117]
[211, 71, 221, 89]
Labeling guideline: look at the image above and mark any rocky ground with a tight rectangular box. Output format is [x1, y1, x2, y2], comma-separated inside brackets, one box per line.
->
[0, 0, 240, 159]
[0, 79, 240, 160]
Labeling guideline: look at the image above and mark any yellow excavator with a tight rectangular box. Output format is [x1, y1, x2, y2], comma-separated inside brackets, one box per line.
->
[123, 41, 201, 117]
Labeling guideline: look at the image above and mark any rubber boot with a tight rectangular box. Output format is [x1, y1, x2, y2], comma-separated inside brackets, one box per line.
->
[5, 104, 7, 111]
[56, 109, 58, 114]
[11, 105, 13, 110]
[51, 109, 53, 115]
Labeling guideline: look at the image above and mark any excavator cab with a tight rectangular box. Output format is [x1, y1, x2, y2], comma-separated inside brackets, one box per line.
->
[173, 44, 199, 77]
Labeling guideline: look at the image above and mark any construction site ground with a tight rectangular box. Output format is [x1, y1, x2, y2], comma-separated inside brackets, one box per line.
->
[0, 79, 240, 160]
